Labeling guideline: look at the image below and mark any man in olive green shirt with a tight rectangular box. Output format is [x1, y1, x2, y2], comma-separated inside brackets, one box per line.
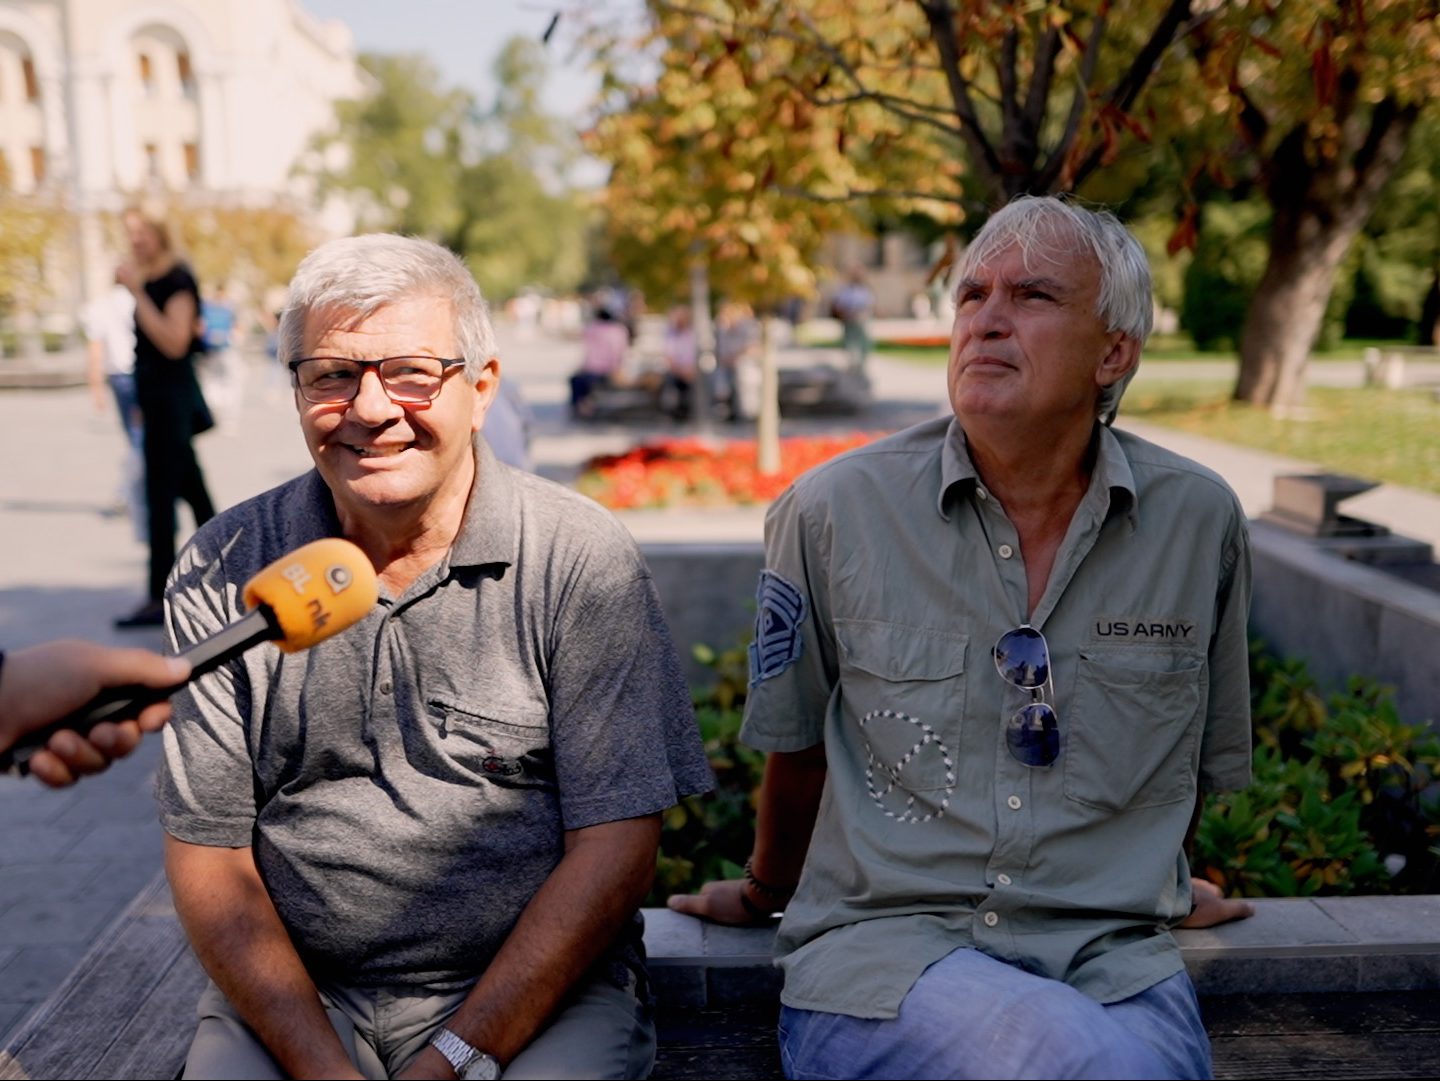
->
[674, 197, 1253, 1079]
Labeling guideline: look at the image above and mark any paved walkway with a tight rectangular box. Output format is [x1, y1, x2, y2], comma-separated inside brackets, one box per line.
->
[1, 324, 1437, 1043]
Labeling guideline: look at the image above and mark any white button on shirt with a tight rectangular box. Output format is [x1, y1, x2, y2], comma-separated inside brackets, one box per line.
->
[1007, 795, 1022, 810]
[997, 873, 1012, 886]
[983, 912, 1000, 927]
[998, 544, 1014, 558]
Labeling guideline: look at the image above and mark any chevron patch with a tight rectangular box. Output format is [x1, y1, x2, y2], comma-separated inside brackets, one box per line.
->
[749, 570, 807, 685]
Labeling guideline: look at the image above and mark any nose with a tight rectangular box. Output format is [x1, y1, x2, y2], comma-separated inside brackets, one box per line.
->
[968, 291, 1011, 339]
[347, 368, 404, 424]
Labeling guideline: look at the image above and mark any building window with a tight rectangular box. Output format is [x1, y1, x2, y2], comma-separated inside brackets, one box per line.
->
[29, 146, 45, 184]
[22, 56, 39, 102]
[183, 142, 200, 182]
[144, 142, 161, 182]
[138, 52, 154, 95]
[177, 51, 195, 97]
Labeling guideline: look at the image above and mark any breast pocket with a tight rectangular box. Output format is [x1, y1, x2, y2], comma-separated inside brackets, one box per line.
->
[427, 698, 555, 790]
[835, 619, 967, 794]
[1064, 651, 1204, 811]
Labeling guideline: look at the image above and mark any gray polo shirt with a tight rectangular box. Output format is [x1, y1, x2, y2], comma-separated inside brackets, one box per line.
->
[156, 436, 714, 992]
[742, 416, 1252, 1018]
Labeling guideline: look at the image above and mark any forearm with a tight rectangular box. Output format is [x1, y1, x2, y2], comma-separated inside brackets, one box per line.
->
[749, 743, 827, 890]
[164, 836, 359, 1079]
[434, 815, 660, 1068]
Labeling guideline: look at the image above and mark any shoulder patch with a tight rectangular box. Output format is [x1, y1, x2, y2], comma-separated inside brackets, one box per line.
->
[749, 570, 807, 686]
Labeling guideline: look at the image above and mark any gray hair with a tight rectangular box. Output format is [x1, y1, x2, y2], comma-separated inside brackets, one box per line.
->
[957, 196, 1152, 424]
[278, 234, 497, 383]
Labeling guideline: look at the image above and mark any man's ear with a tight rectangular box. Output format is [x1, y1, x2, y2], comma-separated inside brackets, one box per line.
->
[1097, 333, 1140, 390]
[471, 357, 501, 432]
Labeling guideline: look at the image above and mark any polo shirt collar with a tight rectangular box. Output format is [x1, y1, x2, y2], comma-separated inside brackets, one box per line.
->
[449, 434, 517, 569]
[936, 416, 1139, 527]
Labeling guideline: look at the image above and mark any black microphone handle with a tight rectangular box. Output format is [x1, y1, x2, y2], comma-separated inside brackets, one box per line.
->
[0, 605, 279, 777]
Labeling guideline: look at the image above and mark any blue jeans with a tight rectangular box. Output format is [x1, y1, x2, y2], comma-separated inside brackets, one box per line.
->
[107, 372, 142, 448]
[778, 947, 1212, 1080]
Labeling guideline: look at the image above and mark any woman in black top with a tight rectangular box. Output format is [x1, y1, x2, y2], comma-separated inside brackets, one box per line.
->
[114, 209, 216, 628]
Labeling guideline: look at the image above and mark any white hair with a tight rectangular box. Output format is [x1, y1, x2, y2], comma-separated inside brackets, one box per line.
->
[278, 234, 497, 383]
[958, 196, 1152, 423]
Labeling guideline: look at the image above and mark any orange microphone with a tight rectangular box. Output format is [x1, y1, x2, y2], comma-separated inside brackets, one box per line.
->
[0, 539, 378, 776]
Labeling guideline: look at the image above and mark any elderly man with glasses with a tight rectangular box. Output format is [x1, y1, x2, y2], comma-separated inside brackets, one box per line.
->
[673, 196, 1253, 1080]
[156, 234, 712, 1080]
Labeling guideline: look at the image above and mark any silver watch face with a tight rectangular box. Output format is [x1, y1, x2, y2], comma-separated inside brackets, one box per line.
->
[461, 1052, 500, 1081]
[432, 1028, 499, 1081]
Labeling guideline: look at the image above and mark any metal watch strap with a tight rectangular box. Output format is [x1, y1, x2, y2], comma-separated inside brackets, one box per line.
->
[429, 1026, 498, 1079]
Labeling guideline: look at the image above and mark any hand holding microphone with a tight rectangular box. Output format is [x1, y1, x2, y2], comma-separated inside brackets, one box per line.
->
[0, 539, 379, 783]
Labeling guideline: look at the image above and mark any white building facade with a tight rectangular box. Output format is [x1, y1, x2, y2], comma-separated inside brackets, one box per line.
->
[0, 0, 363, 311]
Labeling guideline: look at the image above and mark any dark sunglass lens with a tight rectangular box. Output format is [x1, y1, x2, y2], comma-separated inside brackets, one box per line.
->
[994, 627, 1050, 689]
[1007, 702, 1059, 767]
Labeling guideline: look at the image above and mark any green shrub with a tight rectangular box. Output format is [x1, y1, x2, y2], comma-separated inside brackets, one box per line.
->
[1193, 643, 1440, 897]
[648, 639, 763, 905]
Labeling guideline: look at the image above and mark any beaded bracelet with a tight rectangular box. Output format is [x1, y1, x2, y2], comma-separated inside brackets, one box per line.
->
[743, 858, 796, 906]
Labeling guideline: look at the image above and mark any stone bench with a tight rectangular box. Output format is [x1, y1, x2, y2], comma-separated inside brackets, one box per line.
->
[3, 875, 1437, 1080]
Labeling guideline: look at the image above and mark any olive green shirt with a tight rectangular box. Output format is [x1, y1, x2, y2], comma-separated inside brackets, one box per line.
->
[741, 416, 1252, 1018]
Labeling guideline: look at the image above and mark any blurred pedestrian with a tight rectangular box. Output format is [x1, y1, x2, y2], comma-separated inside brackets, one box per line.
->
[199, 283, 244, 430]
[714, 300, 760, 422]
[831, 268, 874, 371]
[660, 304, 698, 420]
[114, 207, 216, 629]
[81, 281, 144, 539]
[569, 304, 628, 417]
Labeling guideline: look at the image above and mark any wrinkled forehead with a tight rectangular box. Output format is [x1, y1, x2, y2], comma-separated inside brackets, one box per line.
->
[300, 294, 454, 351]
[957, 217, 1099, 286]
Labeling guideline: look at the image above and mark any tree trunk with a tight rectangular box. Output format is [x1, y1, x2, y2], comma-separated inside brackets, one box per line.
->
[1234, 226, 1350, 409]
[1235, 102, 1419, 411]
[688, 253, 714, 434]
[756, 316, 781, 475]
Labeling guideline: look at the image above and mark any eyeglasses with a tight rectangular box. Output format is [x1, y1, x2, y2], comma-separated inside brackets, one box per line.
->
[288, 356, 467, 404]
[993, 625, 1060, 767]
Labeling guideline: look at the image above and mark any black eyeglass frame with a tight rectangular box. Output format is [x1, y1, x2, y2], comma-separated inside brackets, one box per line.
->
[287, 356, 468, 404]
[992, 624, 1061, 768]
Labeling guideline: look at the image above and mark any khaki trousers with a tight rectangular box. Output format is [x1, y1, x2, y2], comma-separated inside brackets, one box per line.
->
[182, 971, 656, 1080]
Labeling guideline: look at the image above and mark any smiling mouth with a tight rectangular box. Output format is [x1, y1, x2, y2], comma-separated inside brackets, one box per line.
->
[346, 443, 410, 458]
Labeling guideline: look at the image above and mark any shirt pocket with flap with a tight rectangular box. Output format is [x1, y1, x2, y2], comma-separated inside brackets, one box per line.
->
[835, 619, 967, 794]
[1064, 649, 1205, 812]
[425, 698, 555, 790]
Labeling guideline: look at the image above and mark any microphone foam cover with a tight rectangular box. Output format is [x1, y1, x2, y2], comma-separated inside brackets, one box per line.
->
[242, 538, 379, 652]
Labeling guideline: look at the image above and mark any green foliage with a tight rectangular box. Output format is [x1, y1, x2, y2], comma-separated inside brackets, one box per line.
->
[1193, 645, 1440, 898]
[305, 40, 588, 299]
[1179, 200, 1269, 351]
[1345, 109, 1440, 341]
[649, 639, 763, 904]
[0, 193, 70, 319]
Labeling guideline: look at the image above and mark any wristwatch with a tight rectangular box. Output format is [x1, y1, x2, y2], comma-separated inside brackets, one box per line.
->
[429, 1027, 501, 1080]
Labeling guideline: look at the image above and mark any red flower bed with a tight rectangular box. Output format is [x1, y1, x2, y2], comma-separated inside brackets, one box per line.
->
[576, 432, 890, 510]
[882, 335, 950, 348]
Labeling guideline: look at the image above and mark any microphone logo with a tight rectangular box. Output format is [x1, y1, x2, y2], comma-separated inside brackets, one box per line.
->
[325, 563, 354, 594]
